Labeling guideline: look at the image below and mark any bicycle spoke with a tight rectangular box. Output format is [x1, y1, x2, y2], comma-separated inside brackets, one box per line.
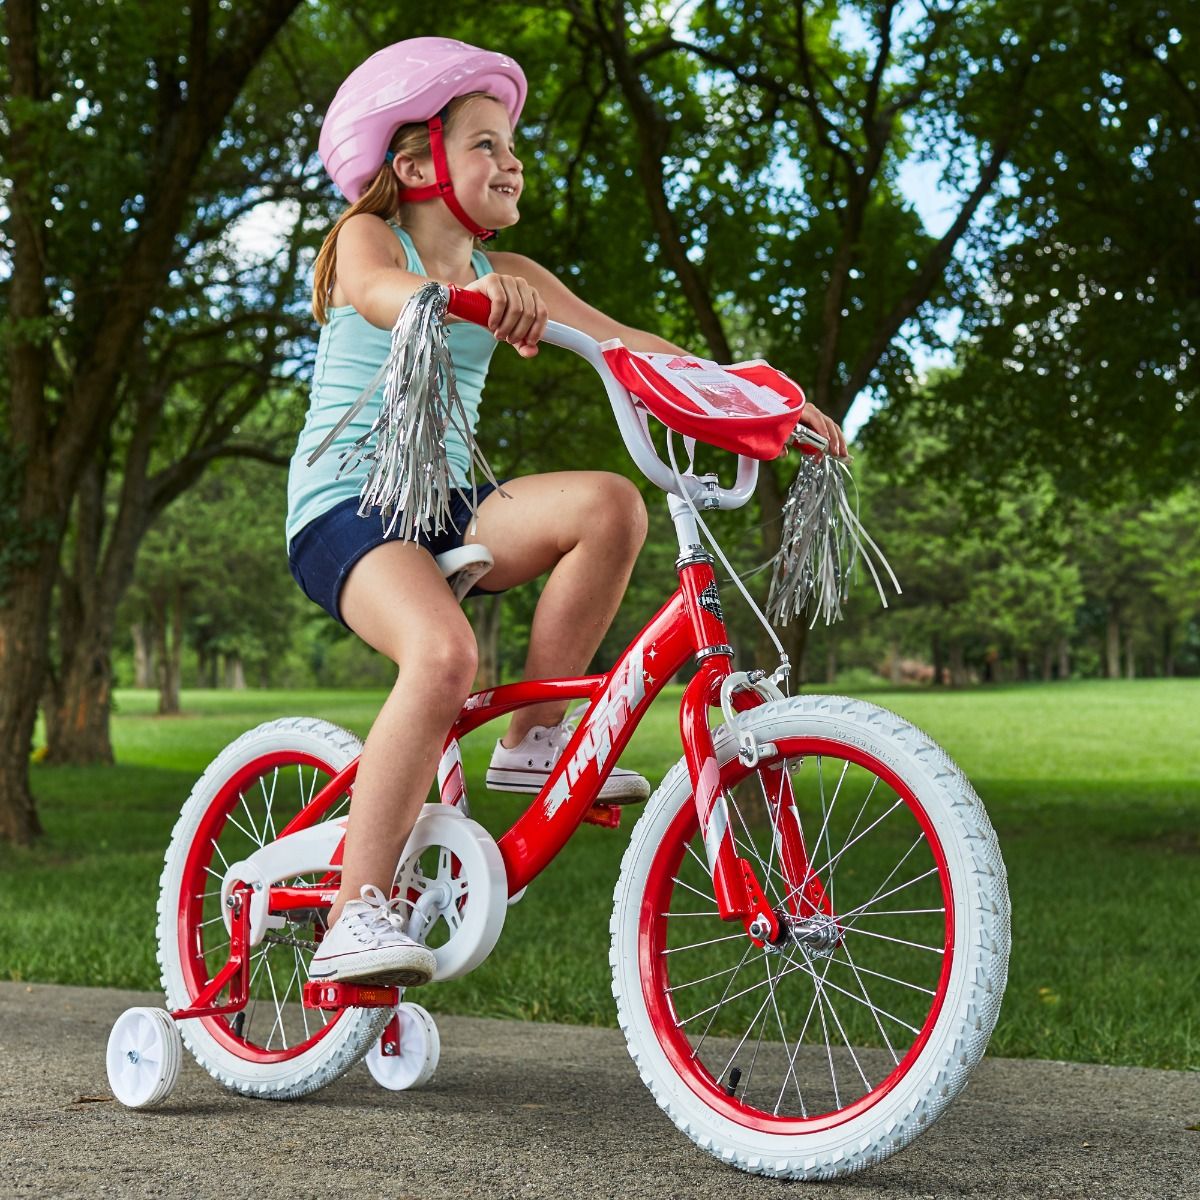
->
[664, 958, 750, 995]
[261, 770, 280, 843]
[796, 958, 923, 1036]
[765, 953, 808, 1111]
[292, 944, 311, 1042]
[809, 796, 904, 881]
[824, 954, 936, 997]
[838, 834, 926, 929]
[662, 930, 747, 955]
[836, 867, 942, 927]
[689, 940, 758, 1062]
[834, 773, 881, 869]
[843, 926, 945, 955]
[224, 812, 258, 844]
[834, 941, 901, 1064]
[263, 955, 287, 1051]
[737, 990, 773, 1109]
[677, 953, 814, 1027]
[848, 906, 946, 919]
[718, 984, 775, 1091]
[671, 874, 720, 904]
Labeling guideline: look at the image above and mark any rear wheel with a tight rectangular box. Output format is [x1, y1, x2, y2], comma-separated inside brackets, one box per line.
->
[157, 718, 390, 1099]
[611, 695, 1009, 1178]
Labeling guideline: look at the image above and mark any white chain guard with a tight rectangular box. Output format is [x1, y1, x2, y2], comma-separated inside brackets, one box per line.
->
[396, 805, 508, 981]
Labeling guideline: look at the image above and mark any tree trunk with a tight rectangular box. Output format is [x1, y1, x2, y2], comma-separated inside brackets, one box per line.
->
[1040, 645, 1054, 682]
[932, 631, 945, 686]
[1057, 637, 1070, 681]
[43, 455, 116, 764]
[888, 637, 902, 685]
[224, 653, 246, 690]
[0, 561, 55, 843]
[1162, 624, 1175, 678]
[1105, 606, 1121, 678]
[132, 622, 155, 688]
[43, 623, 115, 765]
[155, 589, 183, 715]
[472, 594, 503, 690]
[1123, 628, 1136, 680]
[948, 641, 967, 687]
[825, 637, 837, 685]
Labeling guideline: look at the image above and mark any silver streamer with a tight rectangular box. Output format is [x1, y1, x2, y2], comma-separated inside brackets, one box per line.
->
[766, 442, 901, 627]
[308, 281, 505, 540]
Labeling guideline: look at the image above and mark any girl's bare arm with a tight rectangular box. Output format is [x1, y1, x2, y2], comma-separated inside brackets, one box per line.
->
[486, 251, 687, 355]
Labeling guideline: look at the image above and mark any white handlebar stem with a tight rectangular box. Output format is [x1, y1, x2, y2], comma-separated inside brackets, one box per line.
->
[540, 320, 759, 510]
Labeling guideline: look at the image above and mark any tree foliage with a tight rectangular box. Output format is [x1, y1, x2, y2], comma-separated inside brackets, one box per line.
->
[870, 0, 1198, 499]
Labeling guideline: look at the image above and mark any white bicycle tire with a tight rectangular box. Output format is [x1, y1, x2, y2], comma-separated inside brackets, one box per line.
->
[610, 694, 1010, 1178]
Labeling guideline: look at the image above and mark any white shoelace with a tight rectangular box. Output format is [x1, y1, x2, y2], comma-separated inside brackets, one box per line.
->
[347, 884, 412, 945]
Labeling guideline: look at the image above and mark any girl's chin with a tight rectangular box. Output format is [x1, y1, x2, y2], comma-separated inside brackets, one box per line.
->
[490, 205, 521, 229]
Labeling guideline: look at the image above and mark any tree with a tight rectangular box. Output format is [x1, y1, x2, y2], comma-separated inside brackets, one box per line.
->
[1, 0, 303, 841]
[551, 0, 1076, 668]
[874, 0, 1198, 501]
[124, 460, 305, 711]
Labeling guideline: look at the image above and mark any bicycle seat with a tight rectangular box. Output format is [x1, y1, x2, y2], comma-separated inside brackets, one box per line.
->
[434, 544, 494, 601]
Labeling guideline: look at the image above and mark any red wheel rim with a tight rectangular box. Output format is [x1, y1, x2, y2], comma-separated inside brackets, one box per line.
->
[638, 737, 955, 1133]
[176, 749, 350, 1063]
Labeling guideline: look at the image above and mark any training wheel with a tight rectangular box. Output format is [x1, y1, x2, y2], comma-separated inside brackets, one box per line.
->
[106, 1007, 183, 1108]
[364, 1003, 440, 1091]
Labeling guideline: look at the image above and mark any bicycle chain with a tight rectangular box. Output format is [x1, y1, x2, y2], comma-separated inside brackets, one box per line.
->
[262, 931, 320, 952]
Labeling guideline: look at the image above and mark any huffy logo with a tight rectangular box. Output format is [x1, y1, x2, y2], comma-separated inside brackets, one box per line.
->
[464, 691, 494, 710]
[543, 641, 647, 819]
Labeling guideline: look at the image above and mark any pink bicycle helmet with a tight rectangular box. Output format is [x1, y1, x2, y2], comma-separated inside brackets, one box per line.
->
[320, 37, 527, 229]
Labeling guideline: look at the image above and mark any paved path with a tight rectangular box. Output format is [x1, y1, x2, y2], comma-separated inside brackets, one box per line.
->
[1, 982, 1197, 1199]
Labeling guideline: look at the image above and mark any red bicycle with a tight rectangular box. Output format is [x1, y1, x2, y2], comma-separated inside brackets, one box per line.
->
[106, 296, 1009, 1180]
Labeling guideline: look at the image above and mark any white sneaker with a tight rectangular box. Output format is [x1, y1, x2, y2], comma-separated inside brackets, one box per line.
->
[308, 885, 437, 987]
[486, 721, 651, 804]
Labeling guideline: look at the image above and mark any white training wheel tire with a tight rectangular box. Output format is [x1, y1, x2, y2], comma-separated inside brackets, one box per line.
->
[106, 1007, 183, 1109]
[364, 1003, 441, 1091]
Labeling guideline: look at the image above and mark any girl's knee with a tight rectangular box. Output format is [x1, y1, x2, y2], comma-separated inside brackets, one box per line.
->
[593, 474, 648, 549]
[398, 631, 478, 704]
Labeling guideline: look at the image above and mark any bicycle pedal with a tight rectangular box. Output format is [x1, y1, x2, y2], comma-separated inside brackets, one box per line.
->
[302, 981, 400, 1010]
[583, 803, 621, 829]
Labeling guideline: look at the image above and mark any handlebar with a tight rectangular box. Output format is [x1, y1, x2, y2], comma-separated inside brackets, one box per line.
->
[446, 286, 759, 510]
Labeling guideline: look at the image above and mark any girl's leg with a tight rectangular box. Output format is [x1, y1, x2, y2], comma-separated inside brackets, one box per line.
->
[465, 471, 648, 743]
[328, 540, 478, 928]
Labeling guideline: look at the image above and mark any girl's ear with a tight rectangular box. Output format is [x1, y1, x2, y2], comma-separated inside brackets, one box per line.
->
[392, 154, 428, 188]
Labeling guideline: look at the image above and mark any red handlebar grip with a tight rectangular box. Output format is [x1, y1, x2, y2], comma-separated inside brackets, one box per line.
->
[446, 285, 492, 327]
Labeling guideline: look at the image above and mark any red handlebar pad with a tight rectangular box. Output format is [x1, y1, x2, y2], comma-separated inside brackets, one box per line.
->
[446, 285, 492, 327]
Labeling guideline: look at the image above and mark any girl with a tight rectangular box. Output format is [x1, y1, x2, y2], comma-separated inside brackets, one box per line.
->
[288, 38, 845, 986]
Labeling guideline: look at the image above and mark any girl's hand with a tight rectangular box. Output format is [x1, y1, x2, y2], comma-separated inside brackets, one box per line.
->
[797, 402, 848, 460]
[464, 273, 548, 358]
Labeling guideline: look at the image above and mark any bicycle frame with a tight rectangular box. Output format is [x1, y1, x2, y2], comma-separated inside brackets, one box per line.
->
[258, 306, 829, 968]
[266, 520, 804, 944]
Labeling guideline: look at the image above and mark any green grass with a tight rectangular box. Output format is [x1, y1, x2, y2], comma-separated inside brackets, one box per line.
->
[2, 679, 1197, 1070]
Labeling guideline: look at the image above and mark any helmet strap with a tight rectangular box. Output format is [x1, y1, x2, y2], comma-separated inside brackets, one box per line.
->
[398, 114, 496, 242]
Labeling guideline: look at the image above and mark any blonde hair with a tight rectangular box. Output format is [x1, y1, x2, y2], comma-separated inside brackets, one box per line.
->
[311, 91, 499, 324]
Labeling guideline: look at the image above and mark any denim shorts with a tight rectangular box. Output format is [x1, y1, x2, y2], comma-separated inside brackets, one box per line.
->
[288, 482, 507, 628]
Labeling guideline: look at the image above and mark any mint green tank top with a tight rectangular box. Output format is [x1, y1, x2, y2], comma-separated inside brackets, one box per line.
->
[286, 226, 497, 544]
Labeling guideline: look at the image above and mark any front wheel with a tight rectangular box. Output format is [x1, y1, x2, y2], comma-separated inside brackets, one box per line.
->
[610, 695, 1009, 1179]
